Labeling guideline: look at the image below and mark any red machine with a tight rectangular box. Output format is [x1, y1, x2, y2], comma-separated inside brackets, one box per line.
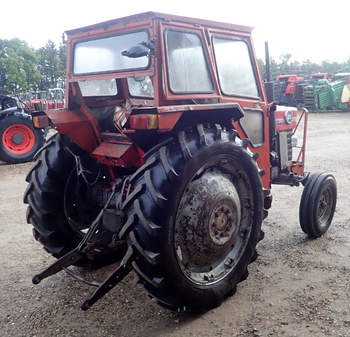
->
[276, 75, 304, 95]
[19, 88, 65, 112]
[274, 75, 304, 106]
[25, 12, 337, 313]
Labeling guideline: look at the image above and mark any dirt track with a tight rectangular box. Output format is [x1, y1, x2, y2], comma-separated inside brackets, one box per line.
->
[1, 112, 350, 337]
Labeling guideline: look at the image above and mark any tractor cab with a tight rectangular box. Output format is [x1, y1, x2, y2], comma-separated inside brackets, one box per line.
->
[35, 12, 307, 190]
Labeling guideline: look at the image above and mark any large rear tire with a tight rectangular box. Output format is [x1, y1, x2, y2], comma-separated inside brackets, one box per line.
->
[119, 125, 264, 312]
[0, 113, 45, 163]
[24, 133, 106, 260]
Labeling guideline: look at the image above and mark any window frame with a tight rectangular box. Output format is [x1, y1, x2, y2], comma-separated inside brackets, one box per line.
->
[72, 29, 152, 76]
[211, 35, 261, 99]
[164, 28, 215, 95]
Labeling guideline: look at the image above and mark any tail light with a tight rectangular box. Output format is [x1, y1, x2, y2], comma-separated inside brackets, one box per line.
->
[129, 114, 158, 130]
[32, 115, 50, 128]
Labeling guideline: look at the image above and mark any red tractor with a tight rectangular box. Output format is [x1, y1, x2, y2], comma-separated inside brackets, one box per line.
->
[0, 95, 45, 163]
[273, 75, 304, 106]
[19, 88, 65, 112]
[25, 12, 337, 313]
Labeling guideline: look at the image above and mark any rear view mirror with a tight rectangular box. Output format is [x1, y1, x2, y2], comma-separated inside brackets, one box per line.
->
[121, 44, 150, 58]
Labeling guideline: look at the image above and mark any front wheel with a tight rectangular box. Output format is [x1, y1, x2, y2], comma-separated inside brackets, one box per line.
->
[299, 173, 337, 237]
[0, 113, 45, 163]
[119, 125, 264, 312]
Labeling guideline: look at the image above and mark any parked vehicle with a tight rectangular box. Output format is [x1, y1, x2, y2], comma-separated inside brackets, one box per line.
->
[19, 88, 65, 112]
[25, 12, 337, 313]
[0, 95, 45, 163]
[273, 75, 304, 106]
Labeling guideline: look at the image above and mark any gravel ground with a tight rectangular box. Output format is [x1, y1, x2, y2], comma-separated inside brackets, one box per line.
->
[0, 112, 349, 337]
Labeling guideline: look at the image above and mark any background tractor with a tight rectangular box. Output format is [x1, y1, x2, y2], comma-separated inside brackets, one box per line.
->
[25, 12, 337, 313]
[19, 88, 65, 112]
[0, 95, 45, 163]
[273, 74, 304, 106]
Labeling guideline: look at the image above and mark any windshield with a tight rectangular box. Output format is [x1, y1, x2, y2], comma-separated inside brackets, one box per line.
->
[73, 30, 150, 75]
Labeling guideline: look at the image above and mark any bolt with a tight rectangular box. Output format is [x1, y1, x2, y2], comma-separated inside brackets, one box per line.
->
[240, 229, 248, 238]
[224, 258, 233, 269]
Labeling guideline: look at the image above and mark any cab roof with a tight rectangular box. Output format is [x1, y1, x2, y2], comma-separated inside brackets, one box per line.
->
[65, 12, 253, 36]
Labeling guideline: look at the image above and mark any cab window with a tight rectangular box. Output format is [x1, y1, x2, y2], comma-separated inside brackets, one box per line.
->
[165, 30, 213, 93]
[213, 37, 259, 98]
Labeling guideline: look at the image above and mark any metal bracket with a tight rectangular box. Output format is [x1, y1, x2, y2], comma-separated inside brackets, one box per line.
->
[81, 246, 134, 311]
[32, 184, 118, 284]
[32, 247, 84, 284]
[32, 183, 136, 309]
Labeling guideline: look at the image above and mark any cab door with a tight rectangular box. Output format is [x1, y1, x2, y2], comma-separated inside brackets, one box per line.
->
[207, 29, 271, 188]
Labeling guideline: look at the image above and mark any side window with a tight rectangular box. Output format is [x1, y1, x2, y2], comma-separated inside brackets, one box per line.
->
[165, 30, 213, 93]
[213, 37, 259, 98]
[239, 109, 264, 146]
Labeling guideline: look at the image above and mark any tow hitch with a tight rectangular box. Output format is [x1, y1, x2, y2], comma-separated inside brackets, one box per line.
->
[32, 185, 134, 310]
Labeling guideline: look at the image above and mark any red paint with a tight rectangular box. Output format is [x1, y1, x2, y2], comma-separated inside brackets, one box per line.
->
[274, 107, 297, 132]
[45, 108, 99, 153]
[276, 75, 304, 95]
[2, 124, 35, 155]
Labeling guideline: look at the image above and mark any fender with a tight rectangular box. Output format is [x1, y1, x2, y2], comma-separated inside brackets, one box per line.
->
[157, 102, 245, 131]
[45, 107, 100, 153]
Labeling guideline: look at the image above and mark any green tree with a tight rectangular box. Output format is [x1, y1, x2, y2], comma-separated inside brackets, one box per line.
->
[57, 42, 67, 87]
[37, 40, 66, 90]
[0, 38, 40, 95]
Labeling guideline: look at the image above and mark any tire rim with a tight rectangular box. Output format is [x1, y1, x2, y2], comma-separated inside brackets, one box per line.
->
[317, 186, 334, 229]
[174, 162, 254, 286]
[2, 124, 35, 155]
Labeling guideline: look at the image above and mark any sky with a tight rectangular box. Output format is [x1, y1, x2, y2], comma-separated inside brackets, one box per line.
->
[1, 0, 349, 64]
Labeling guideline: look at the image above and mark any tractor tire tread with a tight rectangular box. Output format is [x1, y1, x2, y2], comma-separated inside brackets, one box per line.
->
[25, 133, 81, 258]
[122, 124, 264, 312]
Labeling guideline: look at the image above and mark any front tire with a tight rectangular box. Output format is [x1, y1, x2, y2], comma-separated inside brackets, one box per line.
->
[119, 125, 264, 312]
[0, 113, 45, 163]
[299, 172, 337, 237]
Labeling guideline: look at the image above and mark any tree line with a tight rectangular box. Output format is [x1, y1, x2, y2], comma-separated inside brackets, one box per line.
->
[258, 53, 350, 81]
[0, 38, 66, 96]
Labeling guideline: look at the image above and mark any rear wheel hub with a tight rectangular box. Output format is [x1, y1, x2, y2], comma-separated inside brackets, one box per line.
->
[12, 133, 24, 145]
[174, 168, 243, 285]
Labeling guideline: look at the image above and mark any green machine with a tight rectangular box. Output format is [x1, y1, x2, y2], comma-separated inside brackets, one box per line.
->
[302, 77, 350, 112]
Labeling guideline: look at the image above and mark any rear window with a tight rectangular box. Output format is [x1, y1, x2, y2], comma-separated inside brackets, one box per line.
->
[73, 30, 150, 75]
[213, 37, 259, 98]
[165, 30, 213, 94]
